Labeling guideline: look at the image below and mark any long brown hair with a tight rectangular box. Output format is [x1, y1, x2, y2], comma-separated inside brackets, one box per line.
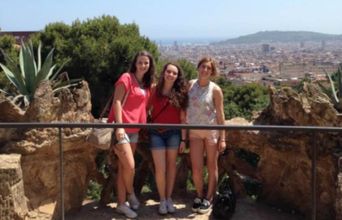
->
[156, 63, 188, 110]
[197, 57, 218, 77]
[129, 51, 156, 88]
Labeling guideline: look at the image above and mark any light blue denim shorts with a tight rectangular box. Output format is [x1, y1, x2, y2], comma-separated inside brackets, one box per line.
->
[149, 129, 180, 150]
[116, 132, 139, 145]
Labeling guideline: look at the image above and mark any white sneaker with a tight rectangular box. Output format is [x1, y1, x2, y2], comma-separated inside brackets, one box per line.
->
[116, 203, 137, 218]
[198, 198, 211, 214]
[159, 200, 168, 215]
[166, 198, 175, 213]
[128, 193, 140, 210]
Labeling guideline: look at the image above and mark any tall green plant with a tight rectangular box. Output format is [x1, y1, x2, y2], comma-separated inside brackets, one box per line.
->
[321, 64, 342, 111]
[0, 40, 68, 107]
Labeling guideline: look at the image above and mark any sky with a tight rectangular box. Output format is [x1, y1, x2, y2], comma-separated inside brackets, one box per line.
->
[1, 0, 342, 41]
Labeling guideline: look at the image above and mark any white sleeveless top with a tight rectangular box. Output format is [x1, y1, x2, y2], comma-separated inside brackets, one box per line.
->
[186, 80, 217, 125]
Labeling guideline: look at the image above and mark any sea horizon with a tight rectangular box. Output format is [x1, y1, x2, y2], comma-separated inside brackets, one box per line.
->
[150, 37, 230, 46]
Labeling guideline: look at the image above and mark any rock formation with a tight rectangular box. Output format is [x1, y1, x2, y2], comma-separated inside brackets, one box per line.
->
[0, 80, 97, 219]
[0, 154, 28, 220]
[1, 80, 342, 220]
[222, 83, 342, 220]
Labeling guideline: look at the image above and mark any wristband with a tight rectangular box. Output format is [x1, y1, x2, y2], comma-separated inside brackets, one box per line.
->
[181, 139, 186, 142]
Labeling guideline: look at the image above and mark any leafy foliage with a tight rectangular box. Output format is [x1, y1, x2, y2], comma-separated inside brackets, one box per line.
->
[31, 15, 159, 117]
[216, 78, 269, 119]
[177, 59, 197, 80]
[0, 35, 18, 90]
[87, 180, 102, 201]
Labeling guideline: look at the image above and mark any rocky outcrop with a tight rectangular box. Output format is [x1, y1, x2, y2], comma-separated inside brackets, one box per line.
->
[222, 83, 342, 220]
[0, 154, 28, 220]
[0, 93, 25, 122]
[1, 80, 341, 220]
[0, 80, 97, 219]
[256, 83, 341, 126]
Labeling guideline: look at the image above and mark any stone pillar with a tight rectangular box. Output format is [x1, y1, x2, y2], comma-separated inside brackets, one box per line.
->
[336, 157, 342, 220]
[0, 154, 28, 220]
[336, 173, 342, 220]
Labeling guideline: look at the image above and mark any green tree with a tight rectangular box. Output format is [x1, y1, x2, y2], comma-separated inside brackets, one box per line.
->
[217, 79, 269, 119]
[31, 15, 159, 117]
[178, 59, 197, 80]
[0, 35, 18, 90]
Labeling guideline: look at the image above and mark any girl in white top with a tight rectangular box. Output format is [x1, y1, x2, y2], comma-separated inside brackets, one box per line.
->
[185, 57, 226, 214]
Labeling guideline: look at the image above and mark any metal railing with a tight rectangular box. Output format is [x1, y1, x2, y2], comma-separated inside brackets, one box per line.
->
[1, 122, 342, 220]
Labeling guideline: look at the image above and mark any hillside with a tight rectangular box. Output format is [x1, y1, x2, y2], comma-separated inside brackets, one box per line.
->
[214, 30, 342, 44]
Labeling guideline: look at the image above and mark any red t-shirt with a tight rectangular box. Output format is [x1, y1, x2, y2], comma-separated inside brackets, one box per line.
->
[150, 93, 181, 124]
[108, 73, 150, 133]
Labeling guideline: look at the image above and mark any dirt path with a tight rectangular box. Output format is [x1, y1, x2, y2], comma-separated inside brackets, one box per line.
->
[62, 193, 303, 220]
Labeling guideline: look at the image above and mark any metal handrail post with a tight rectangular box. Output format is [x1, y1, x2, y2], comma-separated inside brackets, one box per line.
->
[59, 127, 65, 220]
[311, 132, 317, 220]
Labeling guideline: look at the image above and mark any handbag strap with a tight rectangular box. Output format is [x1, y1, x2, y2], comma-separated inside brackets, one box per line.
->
[99, 93, 113, 120]
[151, 99, 169, 122]
[99, 90, 129, 120]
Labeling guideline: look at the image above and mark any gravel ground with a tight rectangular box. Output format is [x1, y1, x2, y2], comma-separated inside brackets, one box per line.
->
[61, 193, 304, 220]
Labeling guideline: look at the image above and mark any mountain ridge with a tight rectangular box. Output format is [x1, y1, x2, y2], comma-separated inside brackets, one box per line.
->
[213, 30, 342, 44]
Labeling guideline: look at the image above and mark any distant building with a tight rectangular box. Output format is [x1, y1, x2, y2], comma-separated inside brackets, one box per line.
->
[321, 40, 326, 50]
[261, 44, 270, 53]
[173, 41, 179, 51]
[279, 62, 339, 78]
[279, 62, 306, 78]
[260, 64, 269, 73]
[0, 31, 38, 44]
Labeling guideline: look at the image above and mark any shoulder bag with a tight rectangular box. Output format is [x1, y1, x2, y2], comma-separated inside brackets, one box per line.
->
[87, 91, 129, 150]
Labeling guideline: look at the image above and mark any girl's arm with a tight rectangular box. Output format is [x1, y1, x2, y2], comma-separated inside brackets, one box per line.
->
[113, 83, 126, 140]
[213, 85, 226, 152]
[179, 109, 187, 153]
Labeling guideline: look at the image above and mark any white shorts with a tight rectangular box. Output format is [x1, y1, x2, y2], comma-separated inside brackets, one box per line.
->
[115, 132, 139, 145]
[189, 129, 219, 145]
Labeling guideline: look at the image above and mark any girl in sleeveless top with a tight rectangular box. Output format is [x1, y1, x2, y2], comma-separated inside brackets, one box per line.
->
[186, 57, 226, 214]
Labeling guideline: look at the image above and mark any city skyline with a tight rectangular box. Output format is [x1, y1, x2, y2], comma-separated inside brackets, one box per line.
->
[1, 0, 342, 41]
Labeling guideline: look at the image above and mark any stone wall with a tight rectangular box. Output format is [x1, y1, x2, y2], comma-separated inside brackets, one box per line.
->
[0, 81, 97, 219]
[0, 154, 28, 220]
[222, 83, 342, 220]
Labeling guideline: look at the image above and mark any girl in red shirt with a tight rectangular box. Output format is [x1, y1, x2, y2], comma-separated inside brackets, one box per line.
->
[108, 51, 155, 218]
[149, 63, 188, 215]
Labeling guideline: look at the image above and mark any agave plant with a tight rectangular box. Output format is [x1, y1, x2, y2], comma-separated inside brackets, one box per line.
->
[320, 64, 342, 111]
[0, 41, 75, 107]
